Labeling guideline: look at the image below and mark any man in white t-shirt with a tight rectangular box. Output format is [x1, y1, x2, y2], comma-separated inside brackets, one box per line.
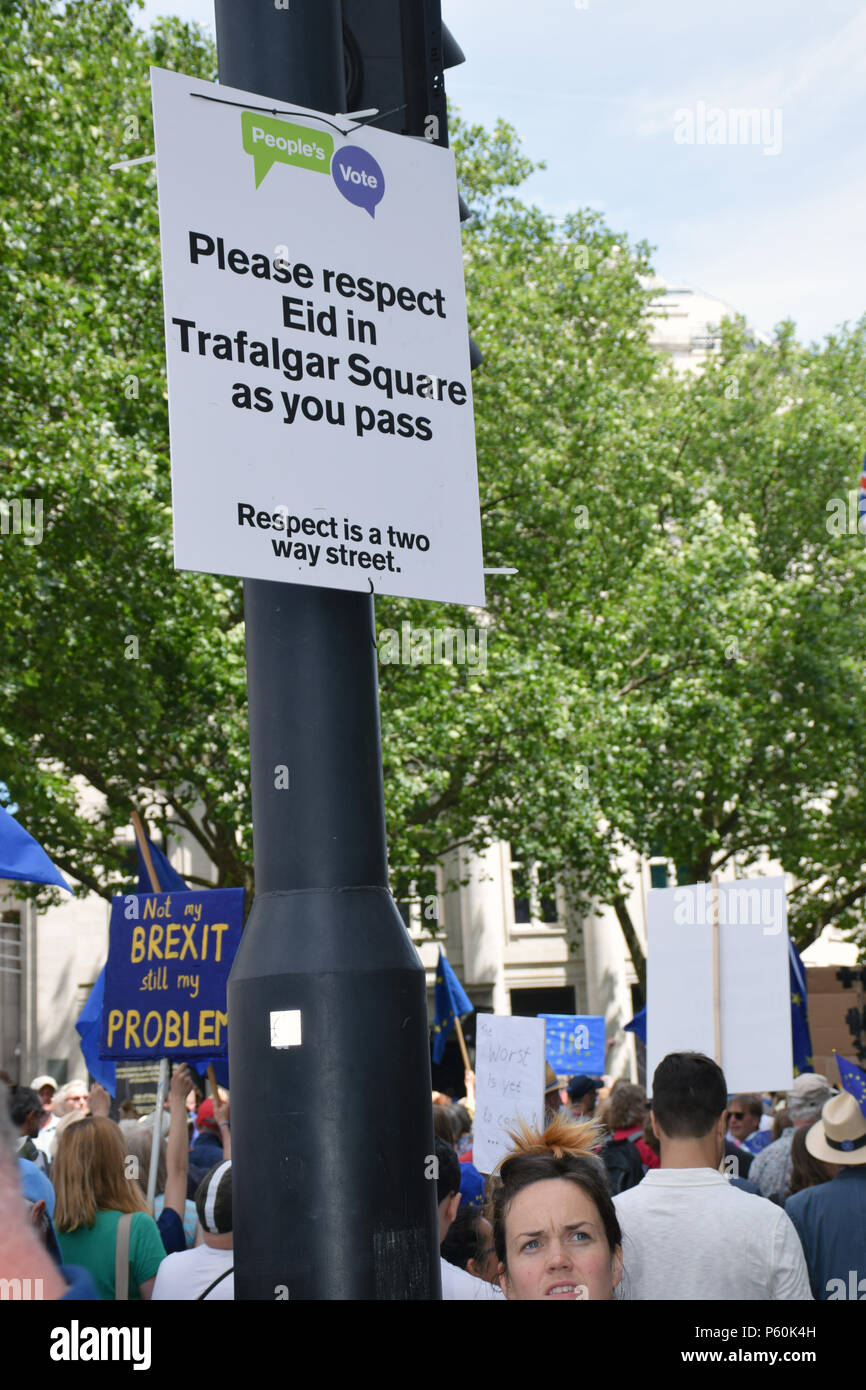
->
[152, 1160, 233, 1300]
[614, 1052, 812, 1301]
[435, 1138, 503, 1300]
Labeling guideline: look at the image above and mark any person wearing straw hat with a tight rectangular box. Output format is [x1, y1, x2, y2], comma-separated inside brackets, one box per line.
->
[784, 1091, 866, 1300]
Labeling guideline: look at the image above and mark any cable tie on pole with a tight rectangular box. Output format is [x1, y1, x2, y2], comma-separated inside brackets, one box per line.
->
[109, 154, 155, 170]
[188, 91, 406, 136]
[189, 91, 353, 137]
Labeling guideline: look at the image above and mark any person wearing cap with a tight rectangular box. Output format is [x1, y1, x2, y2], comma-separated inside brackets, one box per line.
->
[152, 1161, 234, 1300]
[30, 1075, 58, 1113]
[750, 1073, 834, 1206]
[187, 1095, 230, 1198]
[544, 1065, 565, 1125]
[567, 1075, 602, 1122]
[784, 1091, 866, 1299]
[34, 1079, 89, 1162]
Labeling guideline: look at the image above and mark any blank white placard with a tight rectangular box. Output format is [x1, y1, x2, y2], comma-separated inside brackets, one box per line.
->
[647, 877, 793, 1094]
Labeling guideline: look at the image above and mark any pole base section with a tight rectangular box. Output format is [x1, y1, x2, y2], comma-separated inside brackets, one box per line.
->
[228, 887, 441, 1300]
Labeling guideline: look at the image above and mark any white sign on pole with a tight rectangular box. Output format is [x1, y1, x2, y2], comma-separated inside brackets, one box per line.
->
[473, 1014, 546, 1175]
[646, 876, 794, 1094]
[150, 66, 484, 605]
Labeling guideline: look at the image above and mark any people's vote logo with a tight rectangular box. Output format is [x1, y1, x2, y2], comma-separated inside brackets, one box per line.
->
[241, 111, 333, 188]
[332, 145, 385, 217]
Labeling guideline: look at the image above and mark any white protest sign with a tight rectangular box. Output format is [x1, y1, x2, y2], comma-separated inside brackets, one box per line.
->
[647, 876, 794, 1093]
[150, 67, 484, 605]
[473, 1014, 546, 1175]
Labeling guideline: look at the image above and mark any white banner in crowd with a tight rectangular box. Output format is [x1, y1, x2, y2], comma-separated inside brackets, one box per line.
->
[473, 1014, 546, 1175]
[646, 876, 794, 1093]
[151, 66, 484, 605]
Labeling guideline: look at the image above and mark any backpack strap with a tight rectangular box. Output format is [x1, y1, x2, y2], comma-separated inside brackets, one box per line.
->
[197, 1266, 233, 1300]
[114, 1213, 133, 1301]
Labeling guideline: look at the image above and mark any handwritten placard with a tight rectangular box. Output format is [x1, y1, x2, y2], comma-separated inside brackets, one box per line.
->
[99, 888, 244, 1060]
[473, 1014, 545, 1175]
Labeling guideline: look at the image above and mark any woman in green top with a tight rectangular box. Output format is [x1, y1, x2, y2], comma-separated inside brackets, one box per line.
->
[54, 1116, 165, 1300]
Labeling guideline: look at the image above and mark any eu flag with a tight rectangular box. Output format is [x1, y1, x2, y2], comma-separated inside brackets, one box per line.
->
[135, 839, 187, 893]
[836, 1054, 866, 1119]
[0, 803, 70, 891]
[624, 1006, 646, 1044]
[75, 965, 116, 1093]
[789, 939, 814, 1076]
[431, 950, 472, 1064]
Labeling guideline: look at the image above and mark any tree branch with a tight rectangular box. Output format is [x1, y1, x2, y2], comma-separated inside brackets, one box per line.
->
[613, 894, 646, 997]
[617, 656, 702, 698]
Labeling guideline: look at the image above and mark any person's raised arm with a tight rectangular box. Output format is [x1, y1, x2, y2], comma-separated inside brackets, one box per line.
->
[87, 1083, 111, 1119]
[163, 1063, 191, 1220]
[215, 1094, 231, 1159]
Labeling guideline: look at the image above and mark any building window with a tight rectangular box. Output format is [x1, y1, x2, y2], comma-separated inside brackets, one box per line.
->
[510, 986, 576, 1017]
[0, 910, 22, 975]
[509, 850, 561, 927]
[0, 912, 22, 1081]
[510, 857, 532, 924]
[391, 867, 440, 934]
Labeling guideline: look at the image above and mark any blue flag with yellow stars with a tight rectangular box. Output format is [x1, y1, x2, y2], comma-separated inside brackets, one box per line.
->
[836, 1054, 866, 1118]
[789, 939, 813, 1076]
[431, 950, 472, 1064]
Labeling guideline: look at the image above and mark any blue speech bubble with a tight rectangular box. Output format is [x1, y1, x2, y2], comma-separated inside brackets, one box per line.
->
[332, 145, 385, 218]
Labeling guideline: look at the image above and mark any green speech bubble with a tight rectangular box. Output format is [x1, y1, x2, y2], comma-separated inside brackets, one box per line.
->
[241, 111, 334, 188]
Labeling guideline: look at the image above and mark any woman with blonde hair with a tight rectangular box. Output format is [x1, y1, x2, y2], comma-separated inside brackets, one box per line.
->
[53, 1116, 165, 1300]
[489, 1114, 623, 1301]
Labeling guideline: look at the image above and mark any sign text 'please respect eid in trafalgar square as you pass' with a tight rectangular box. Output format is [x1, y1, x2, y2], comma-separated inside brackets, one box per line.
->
[151, 67, 484, 606]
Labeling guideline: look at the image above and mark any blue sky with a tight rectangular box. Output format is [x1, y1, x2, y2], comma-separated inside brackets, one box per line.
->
[137, 0, 866, 347]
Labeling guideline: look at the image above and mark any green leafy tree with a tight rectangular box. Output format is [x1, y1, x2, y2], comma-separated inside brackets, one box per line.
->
[583, 319, 866, 982]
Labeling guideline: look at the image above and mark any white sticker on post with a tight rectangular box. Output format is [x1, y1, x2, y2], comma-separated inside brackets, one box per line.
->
[270, 1009, 302, 1048]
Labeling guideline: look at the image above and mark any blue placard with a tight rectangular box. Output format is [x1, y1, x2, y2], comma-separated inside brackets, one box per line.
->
[99, 889, 244, 1060]
[539, 1014, 605, 1075]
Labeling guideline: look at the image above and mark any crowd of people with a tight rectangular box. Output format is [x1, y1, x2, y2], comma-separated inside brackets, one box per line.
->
[2, 1050, 864, 1300]
[433, 1055, 865, 1300]
[2, 1065, 233, 1300]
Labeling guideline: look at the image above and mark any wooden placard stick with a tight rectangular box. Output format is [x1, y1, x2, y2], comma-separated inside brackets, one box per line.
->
[207, 1064, 222, 1113]
[131, 811, 161, 894]
[711, 873, 722, 1066]
[130, 810, 168, 1213]
[454, 1016, 472, 1072]
[439, 942, 473, 1072]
